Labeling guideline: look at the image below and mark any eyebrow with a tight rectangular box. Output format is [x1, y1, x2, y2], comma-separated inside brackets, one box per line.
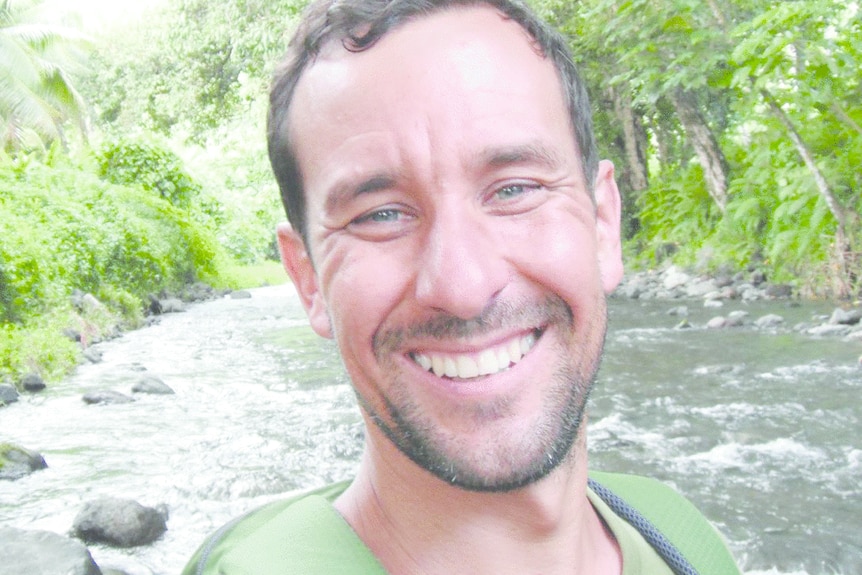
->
[482, 143, 567, 172]
[324, 173, 399, 215]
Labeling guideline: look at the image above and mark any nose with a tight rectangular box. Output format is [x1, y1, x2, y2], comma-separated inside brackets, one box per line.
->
[414, 209, 509, 319]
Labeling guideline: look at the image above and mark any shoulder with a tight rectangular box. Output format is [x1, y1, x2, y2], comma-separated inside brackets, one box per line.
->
[182, 480, 386, 575]
[588, 470, 741, 575]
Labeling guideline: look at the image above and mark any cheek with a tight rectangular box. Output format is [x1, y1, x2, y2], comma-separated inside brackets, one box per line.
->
[506, 212, 603, 302]
[319, 243, 414, 340]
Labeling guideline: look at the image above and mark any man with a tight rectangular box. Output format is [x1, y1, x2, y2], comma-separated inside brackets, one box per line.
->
[184, 1, 740, 573]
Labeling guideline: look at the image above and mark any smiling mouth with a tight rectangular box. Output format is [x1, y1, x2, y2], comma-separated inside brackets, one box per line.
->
[409, 328, 543, 380]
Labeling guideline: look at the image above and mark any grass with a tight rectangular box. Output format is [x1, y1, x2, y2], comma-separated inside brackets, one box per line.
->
[217, 259, 289, 290]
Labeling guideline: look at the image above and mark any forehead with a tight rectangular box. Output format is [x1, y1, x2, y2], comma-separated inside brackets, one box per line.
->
[287, 6, 576, 205]
[290, 4, 567, 126]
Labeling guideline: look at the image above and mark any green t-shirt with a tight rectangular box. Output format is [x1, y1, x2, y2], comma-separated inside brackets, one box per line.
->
[586, 487, 674, 575]
[184, 474, 739, 575]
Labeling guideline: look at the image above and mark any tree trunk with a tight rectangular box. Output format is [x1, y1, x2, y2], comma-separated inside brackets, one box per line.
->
[610, 85, 649, 192]
[669, 87, 729, 212]
[761, 88, 853, 296]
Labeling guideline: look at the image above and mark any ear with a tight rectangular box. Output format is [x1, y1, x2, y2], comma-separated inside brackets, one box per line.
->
[593, 160, 624, 294]
[276, 223, 333, 339]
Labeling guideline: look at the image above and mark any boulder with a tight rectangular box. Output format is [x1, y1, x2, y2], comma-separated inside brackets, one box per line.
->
[829, 307, 862, 326]
[0, 526, 101, 575]
[131, 374, 174, 395]
[0, 383, 19, 405]
[755, 314, 785, 329]
[63, 328, 83, 342]
[159, 298, 186, 313]
[807, 324, 852, 337]
[706, 316, 728, 329]
[81, 294, 106, 315]
[83, 347, 104, 364]
[666, 305, 689, 317]
[82, 390, 134, 405]
[662, 266, 692, 291]
[726, 310, 749, 327]
[0, 444, 47, 480]
[764, 283, 793, 298]
[73, 498, 168, 548]
[20, 373, 46, 392]
[229, 289, 253, 300]
[685, 279, 719, 298]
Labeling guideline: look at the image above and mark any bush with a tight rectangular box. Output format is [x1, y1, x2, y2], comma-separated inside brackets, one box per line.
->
[96, 138, 202, 207]
[0, 156, 229, 382]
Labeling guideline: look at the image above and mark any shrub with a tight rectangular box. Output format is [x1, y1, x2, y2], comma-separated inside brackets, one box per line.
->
[95, 138, 202, 207]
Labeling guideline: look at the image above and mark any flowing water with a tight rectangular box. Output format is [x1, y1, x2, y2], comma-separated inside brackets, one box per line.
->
[1, 284, 859, 574]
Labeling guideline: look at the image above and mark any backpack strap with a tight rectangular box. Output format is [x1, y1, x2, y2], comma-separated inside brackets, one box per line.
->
[588, 471, 740, 575]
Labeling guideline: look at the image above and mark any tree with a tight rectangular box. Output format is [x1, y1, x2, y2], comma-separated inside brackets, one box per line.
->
[730, 0, 861, 295]
[0, 0, 91, 152]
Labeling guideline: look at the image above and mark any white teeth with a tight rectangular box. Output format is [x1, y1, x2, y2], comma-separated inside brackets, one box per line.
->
[477, 349, 497, 376]
[520, 332, 536, 355]
[412, 331, 539, 380]
[508, 338, 522, 363]
[456, 356, 479, 378]
[415, 354, 432, 371]
[444, 357, 458, 378]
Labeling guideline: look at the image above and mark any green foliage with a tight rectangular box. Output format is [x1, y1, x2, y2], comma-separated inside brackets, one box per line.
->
[535, 0, 861, 295]
[0, 313, 80, 382]
[0, 155, 231, 381]
[80, 0, 307, 141]
[0, 0, 92, 152]
[95, 138, 202, 207]
[632, 163, 719, 266]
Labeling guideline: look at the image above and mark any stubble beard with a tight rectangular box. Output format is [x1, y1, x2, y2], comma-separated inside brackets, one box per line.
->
[358, 293, 608, 493]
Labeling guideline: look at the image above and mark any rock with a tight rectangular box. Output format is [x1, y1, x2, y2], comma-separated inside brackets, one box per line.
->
[147, 294, 162, 315]
[726, 310, 749, 327]
[662, 266, 692, 291]
[131, 374, 174, 395]
[706, 316, 728, 329]
[704, 299, 724, 309]
[182, 282, 215, 302]
[0, 384, 19, 405]
[81, 294, 106, 314]
[82, 347, 103, 364]
[0, 526, 101, 575]
[755, 314, 785, 328]
[845, 330, 862, 342]
[829, 307, 862, 326]
[750, 269, 767, 286]
[159, 298, 186, 313]
[63, 328, 83, 342]
[686, 279, 719, 298]
[70, 289, 86, 311]
[764, 283, 793, 298]
[82, 390, 134, 405]
[73, 498, 168, 548]
[674, 319, 693, 330]
[806, 324, 852, 337]
[20, 373, 46, 392]
[667, 305, 689, 317]
[0, 444, 47, 480]
[229, 290, 253, 300]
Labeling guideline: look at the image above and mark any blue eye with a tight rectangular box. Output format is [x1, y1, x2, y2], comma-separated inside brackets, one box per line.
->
[495, 183, 541, 201]
[363, 208, 401, 223]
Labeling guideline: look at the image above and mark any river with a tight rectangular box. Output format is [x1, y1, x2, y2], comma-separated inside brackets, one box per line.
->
[1, 284, 859, 574]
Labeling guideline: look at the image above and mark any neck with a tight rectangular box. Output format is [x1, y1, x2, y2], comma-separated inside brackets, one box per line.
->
[334, 428, 621, 575]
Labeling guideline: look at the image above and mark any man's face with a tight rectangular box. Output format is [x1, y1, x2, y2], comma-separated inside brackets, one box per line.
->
[279, 6, 623, 491]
